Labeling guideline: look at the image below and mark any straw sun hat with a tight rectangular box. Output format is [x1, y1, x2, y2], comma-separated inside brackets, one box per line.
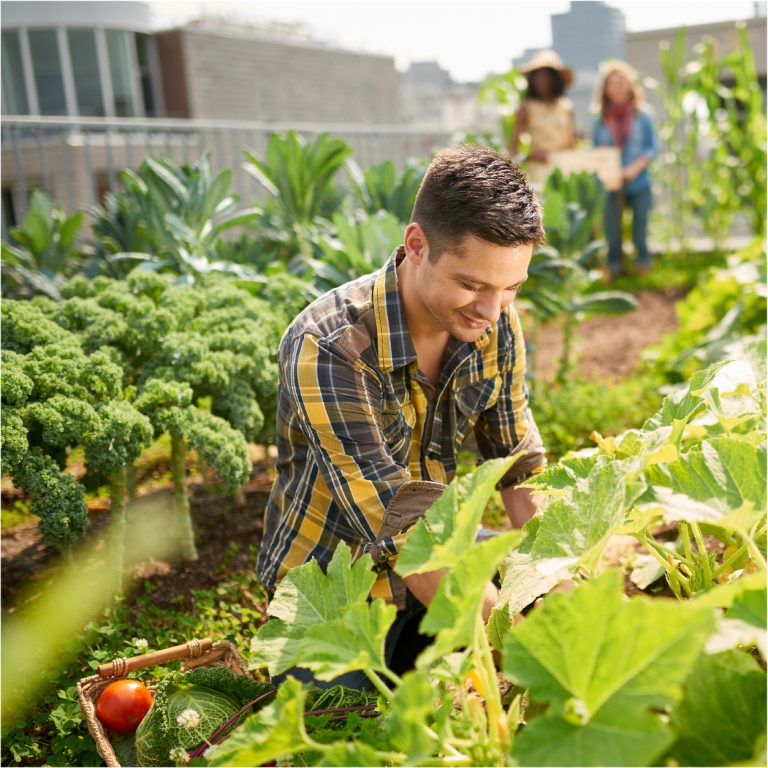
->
[519, 50, 574, 86]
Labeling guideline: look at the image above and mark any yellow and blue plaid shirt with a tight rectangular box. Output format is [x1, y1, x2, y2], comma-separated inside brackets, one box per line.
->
[257, 247, 546, 608]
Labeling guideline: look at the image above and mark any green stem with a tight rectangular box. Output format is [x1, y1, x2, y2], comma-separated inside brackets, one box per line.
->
[379, 666, 404, 689]
[171, 432, 198, 561]
[743, 533, 767, 572]
[109, 467, 127, 596]
[637, 534, 692, 599]
[712, 542, 748, 579]
[125, 464, 137, 503]
[475, 615, 504, 752]
[679, 522, 693, 564]
[364, 669, 394, 701]
[690, 522, 712, 588]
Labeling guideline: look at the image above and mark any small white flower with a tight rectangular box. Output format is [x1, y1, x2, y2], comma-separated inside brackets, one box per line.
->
[133, 638, 149, 651]
[176, 708, 201, 730]
[169, 746, 190, 765]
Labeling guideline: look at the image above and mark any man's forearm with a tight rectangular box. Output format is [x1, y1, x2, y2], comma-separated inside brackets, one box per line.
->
[403, 569, 499, 622]
[501, 484, 538, 528]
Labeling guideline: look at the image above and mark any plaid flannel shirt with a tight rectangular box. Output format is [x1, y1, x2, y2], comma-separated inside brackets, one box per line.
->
[257, 247, 546, 608]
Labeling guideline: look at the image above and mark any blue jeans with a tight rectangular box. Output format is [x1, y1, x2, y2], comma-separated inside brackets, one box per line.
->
[605, 186, 652, 275]
[271, 527, 502, 691]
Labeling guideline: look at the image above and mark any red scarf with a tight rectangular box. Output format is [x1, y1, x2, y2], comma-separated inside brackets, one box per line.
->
[605, 103, 634, 150]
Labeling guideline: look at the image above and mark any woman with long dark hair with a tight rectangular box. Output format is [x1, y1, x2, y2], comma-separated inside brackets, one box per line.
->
[592, 60, 658, 280]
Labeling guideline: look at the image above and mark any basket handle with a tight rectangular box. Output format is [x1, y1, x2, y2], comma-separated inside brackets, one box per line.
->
[98, 638, 214, 678]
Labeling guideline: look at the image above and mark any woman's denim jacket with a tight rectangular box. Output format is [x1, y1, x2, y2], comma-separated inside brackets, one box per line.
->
[592, 106, 658, 195]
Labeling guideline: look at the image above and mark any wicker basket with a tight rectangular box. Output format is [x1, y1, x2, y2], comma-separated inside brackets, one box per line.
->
[77, 638, 251, 767]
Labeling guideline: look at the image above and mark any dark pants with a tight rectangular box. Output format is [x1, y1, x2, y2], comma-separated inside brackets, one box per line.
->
[605, 185, 653, 275]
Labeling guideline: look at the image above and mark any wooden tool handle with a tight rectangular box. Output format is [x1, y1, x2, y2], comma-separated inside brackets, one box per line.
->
[98, 638, 213, 678]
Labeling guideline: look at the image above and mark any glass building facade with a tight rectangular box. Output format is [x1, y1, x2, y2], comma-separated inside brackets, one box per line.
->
[1, 26, 162, 117]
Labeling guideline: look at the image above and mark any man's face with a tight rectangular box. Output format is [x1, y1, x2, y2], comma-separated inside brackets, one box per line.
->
[412, 233, 533, 343]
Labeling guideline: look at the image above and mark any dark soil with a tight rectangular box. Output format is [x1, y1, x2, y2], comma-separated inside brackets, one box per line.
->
[532, 289, 682, 381]
[1, 463, 274, 612]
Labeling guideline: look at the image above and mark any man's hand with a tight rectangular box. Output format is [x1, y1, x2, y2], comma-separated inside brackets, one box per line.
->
[501, 484, 539, 528]
[404, 570, 499, 622]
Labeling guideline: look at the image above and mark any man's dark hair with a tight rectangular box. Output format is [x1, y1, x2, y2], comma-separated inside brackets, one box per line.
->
[410, 144, 545, 258]
[526, 67, 567, 100]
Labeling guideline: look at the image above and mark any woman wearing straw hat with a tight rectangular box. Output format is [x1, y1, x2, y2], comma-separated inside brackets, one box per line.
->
[508, 50, 576, 186]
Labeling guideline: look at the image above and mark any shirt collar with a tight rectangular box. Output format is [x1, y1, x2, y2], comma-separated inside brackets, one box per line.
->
[373, 247, 417, 373]
[372, 246, 492, 373]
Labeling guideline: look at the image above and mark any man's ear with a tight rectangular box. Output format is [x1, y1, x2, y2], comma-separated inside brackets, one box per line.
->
[404, 223, 428, 264]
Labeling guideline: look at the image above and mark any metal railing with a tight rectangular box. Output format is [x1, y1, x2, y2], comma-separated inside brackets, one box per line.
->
[1, 116, 454, 229]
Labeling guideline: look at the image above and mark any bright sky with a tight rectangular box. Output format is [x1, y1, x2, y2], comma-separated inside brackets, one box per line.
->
[147, 0, 763, 82]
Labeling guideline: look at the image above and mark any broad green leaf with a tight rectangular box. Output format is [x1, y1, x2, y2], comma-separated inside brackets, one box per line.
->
[667, 650, 767, 767]
[705, 588, 768, 656]
[692, 571, 766, 609]
[505, 570, 716, 767]
[652, 438, 766, 538]
[298, 600, 396, 681]
[416, 530, 521, 666]
[388, 670, 440, 762]
[530, 459, 646, 561]
[267, 542, 376, 629]
[206, 677, 313, 767]
[487, 547, 572, 651]
[727, 587, 767, 628]
[569, 291, 637, 317]
[395, 457, 516, 577]
[511, 704, 673, 767]
[251, 543, 382, 676]
[642, 361, 729, 431]
[521, 455, 596, 490]
[492, 459, 646, 647]
[319, 742, 386, 767]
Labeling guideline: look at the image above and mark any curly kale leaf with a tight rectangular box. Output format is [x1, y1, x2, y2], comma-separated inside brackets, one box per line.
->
[21, 395, 100, 448]
[2, 300, 74, 354]
[11, 449, 89, 548]
[178, 408, 251, 490]
[1, 351, 34, 406]
[1, 407, 28, 473]
[49, 297, 129, 352]
[212, 379, 264, 442]
[134, 379, 194, 435]
[181, 666, 275, 707]
[84, 400, 154, 474]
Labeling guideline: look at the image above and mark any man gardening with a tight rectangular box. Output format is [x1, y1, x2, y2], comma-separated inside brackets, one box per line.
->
[257, 144, 547, 684]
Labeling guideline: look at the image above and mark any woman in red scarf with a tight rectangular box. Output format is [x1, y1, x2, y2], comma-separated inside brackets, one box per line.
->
[592, 61, 658, 281]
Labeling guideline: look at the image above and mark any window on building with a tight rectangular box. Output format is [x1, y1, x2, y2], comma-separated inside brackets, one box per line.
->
[135, 33, 160, 116]
[68, 29, 105, 117]
[2, 31, 29, 115]
[28, 29, 67, 115]
[105, 30, 137, 117]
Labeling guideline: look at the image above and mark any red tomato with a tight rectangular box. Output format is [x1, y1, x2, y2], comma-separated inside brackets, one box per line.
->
[96, 679, 153, 734]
